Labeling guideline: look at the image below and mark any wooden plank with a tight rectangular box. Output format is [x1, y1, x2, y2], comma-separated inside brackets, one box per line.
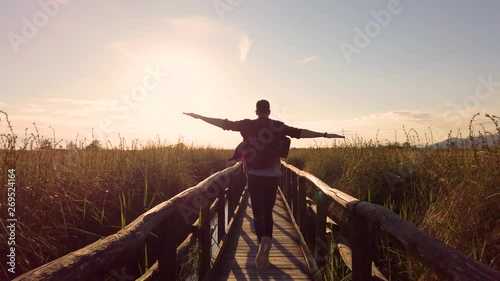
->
[217, 267, 309, 278]
[213, 191, 313, 280]
[276, 187, 322, 281]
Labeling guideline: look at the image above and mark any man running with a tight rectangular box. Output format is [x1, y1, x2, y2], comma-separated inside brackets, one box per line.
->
[183, 99, 344, 271]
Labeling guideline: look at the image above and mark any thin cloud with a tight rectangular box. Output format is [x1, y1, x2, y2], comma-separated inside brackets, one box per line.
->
[239, 34, 252, 62]
[7, 98, 111, 121]
[298, 55, 319, 64]
[385, 110, 433, 123]
[1, 98, 115, 143]
[358, 110, 433, 124]
[45, 98, 109, 106]
[22, 104, 50, 114]
[105, 16, 252, 65]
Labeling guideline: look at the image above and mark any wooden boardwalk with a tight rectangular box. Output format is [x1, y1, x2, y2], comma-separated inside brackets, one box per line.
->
[13, 162, 500, 281]
[214, 188, 312, 280]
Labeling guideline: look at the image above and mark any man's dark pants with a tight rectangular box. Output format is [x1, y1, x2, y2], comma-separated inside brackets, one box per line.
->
[247, 174, 278, 243]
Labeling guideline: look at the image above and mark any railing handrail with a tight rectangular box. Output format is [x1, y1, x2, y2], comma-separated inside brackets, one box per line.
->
[14, 162, 243, 281]
[280, 161, 500, 281]
[14, 160, 499, 281]
[281, 161, 359, 209]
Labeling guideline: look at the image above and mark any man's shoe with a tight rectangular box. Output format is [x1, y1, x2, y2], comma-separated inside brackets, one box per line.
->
[256, 236, 272, 271]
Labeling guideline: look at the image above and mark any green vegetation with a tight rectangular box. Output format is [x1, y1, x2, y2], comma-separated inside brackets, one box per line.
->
[1, 111, 498, 280]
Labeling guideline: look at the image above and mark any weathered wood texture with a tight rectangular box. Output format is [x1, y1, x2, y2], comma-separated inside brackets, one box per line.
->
[140, 190, 239, 281]
[14, 160, 500, 281]
[334, 233, 388, 281]
[350, 213, 373, 281]
[281, 161, 500, 281]
[277, 187, 322, 281]
[213, 191, 313, 280]
[281, 161, 359, 210]
[353, 201, 500, 281]
[14, 163, 244, 281]
[203, 187, 249, 281]
[308, 201, 387, 280]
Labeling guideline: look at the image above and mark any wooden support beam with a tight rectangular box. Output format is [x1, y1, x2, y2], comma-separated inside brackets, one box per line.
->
[315, 189, 328, 268]
[217, 190, 226, 244]
[227, 175, 235, 222]
[291, 171, 298, 220]
[350, 212, 373, 281]
[158, 214, 180, 280]
[198, 201, 211, 281]
[202, 188, 249, 281]
[298, 177, 307, 243]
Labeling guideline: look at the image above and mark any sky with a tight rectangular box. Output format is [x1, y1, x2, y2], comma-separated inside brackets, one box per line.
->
[1, 0, 499, 149]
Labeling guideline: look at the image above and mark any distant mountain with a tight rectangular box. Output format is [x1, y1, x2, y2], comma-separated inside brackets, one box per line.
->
[430, 133, 500, 149]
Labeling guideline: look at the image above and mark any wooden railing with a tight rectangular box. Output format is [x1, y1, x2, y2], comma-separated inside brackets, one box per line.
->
[14, 162, 247, 281]
[13, 160, 500, 281]
[280, 161, 500, 281]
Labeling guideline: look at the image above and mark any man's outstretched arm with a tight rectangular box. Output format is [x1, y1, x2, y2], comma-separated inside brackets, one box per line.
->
[300, 129, 345, 139]
[183, 112, 225, 129]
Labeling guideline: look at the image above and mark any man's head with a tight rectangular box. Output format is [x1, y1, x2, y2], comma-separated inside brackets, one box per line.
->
[255, 99, 270, 117]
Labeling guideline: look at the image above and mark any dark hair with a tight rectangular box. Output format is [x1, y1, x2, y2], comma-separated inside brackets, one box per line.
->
[256, 100, 270, 113]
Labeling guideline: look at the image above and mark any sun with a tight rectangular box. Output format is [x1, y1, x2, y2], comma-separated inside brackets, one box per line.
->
[126, 48, 227, 141]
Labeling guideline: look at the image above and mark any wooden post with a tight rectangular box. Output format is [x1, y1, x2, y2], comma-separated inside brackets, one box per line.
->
[237, 169, 245, 198]
[217, 188, 225, 244]
[291, 172, 298, 220]
[281, 168, 288, 199]
[315, 189, 328, 268]
[158, 214, 179, 280]
[286, 168, 291, 202]
[298, 177, 307, 241]
[227, 175, 235, 221]
[350, 213, 372, 281]
[280, 164, 284, 190]
[198, 201, 211, 281]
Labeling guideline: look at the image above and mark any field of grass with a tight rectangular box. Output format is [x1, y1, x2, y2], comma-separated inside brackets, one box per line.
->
[0, 116, 233, 279]
[285, 116, 500, 280]
[1, 113, 499, 280]
[287, 143, 499, 280]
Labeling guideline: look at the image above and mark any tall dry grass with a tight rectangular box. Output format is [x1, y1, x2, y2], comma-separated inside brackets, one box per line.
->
[0, 111, 232, 279]
[287, 115, 499, 280]
[1, 110, 499, 280]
